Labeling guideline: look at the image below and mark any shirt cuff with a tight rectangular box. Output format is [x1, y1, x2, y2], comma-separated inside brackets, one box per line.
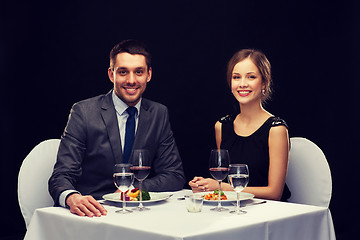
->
[59, 190, 80, 208]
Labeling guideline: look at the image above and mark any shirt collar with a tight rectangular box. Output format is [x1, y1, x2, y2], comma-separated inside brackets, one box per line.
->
[112, 90, 141, 116]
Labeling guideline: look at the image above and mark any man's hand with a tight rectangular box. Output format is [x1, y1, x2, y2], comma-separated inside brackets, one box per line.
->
[66, 193, 107, 217]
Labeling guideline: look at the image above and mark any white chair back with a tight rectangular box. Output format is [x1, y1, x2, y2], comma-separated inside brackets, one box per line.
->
[18, 139, 60, 228]
[286, 137, 332, 207]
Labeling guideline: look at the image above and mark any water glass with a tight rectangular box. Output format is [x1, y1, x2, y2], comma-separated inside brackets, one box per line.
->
[185, 194, 204, 213]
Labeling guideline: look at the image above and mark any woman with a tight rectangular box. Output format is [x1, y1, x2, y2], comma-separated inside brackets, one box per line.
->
[189, 49, 291, 201]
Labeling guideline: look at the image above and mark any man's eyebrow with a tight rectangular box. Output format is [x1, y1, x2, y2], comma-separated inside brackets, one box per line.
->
[115, 67, 128, 71]
[115, 67, 146, 71]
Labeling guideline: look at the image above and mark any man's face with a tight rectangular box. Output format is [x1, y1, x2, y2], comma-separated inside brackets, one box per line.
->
[108, 52, 152, 106]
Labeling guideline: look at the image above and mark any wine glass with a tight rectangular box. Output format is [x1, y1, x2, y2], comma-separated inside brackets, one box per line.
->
[209, 149, 230, 211]
[228, 164, 249, 214]
[130, 149, 151, 211]
[113, 163, 134, 214]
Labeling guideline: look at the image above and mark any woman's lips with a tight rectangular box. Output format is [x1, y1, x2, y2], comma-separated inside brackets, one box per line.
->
[238, 90, 251, 97]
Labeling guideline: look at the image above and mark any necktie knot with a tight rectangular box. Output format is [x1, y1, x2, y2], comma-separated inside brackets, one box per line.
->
[126, 106, 137, 117]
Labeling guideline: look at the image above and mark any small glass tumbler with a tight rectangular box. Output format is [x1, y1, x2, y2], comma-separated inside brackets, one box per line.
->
[185, 194, 204, 213]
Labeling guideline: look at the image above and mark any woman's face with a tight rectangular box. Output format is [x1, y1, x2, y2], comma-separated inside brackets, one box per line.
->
[231, 58, 264, 106]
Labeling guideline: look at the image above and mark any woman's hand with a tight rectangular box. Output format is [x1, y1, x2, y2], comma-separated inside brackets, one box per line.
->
[188, 177, 219, 192]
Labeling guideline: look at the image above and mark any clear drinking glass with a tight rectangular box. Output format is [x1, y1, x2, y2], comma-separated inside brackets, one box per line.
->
[228, 164, 249, 214]
[185, 194, 204, 213]
[113, 163, 134, 214]
[130, 149, 151, 211]
[209, 149, 230, 211]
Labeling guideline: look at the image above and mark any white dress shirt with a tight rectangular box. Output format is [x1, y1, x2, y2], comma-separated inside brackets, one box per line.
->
[59, 91, 141, 207]
[111, 90, 141, 151]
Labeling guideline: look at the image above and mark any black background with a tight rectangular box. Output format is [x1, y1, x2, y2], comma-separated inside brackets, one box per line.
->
[1, 1, 358, 239]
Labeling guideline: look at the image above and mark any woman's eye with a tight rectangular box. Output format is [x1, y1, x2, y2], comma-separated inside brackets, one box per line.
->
[248, 75, 256, 79]
[232, 75, 240, 80]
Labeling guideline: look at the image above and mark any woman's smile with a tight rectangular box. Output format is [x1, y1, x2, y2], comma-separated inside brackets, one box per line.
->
[237, 90, 252, 97]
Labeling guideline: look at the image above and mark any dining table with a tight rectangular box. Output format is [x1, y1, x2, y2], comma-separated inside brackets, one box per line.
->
[24, 189, 335, 240]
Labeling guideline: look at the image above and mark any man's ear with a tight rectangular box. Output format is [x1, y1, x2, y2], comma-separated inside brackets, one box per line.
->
[147, 67, 152, 82]
[108, 67, 114, 83]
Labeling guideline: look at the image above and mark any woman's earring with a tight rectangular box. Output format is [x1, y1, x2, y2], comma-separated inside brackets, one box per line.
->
[262, 89, 266, 95]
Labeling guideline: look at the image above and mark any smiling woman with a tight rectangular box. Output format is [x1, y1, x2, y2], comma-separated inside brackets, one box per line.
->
[231, 58, 264, 106]
[226, 49, 272, 104]
[189, 49, 291, 202]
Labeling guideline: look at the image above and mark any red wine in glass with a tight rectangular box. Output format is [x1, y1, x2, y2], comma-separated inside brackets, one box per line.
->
[210, 167, 230, 181]
[209, 149, 230, 212]
[130, 166, 151, 181]
[131, 149, 151, 211]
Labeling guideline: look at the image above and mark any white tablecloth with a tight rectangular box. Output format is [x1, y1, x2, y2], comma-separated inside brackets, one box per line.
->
[24, 190, 335, 240]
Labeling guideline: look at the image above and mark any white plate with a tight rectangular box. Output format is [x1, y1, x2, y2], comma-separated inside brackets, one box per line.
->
[203, 191, 254, 202]
[102, 192, 172, 203]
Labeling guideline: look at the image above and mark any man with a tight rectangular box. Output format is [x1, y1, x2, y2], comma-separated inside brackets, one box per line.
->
[49, 39, 185, 217]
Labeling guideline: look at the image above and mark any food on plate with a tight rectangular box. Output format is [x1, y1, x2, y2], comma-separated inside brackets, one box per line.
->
[204, 189, 228, 201]
[127, 189, 140, 199]
[138, 190, 151, 201]
[119, 188, 151, 201]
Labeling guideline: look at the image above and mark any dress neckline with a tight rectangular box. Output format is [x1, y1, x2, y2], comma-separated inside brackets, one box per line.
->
[232, 116, 274, 138]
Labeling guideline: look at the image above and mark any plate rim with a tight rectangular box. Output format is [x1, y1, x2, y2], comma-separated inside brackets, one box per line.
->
[202, 191, 254, 202]
[102, 192, 171, 203]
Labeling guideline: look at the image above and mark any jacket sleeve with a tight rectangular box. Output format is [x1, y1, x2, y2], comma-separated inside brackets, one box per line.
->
[48, 103, 86, 205]
[140, 107, 185, 192]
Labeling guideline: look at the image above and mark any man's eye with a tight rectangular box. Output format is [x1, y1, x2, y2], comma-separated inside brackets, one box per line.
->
[118, 71, 127, 75]
[135, 71, 144, 75]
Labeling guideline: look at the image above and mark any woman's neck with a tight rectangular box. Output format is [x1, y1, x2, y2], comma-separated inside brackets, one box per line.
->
[238, 101, 270, 122]
[234, 102, 272, 137]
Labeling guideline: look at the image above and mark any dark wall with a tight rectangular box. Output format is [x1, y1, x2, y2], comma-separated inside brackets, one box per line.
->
[1, 1, 358, 239]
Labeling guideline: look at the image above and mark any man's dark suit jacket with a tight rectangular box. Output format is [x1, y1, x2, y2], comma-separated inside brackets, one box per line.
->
[49, 90, 185, 205]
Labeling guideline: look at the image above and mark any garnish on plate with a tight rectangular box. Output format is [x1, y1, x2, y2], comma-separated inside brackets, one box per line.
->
[119, 188, 151, 201]
[204, 189, 228, 200]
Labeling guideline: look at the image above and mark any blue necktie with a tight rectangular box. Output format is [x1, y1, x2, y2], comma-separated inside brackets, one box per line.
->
[123, 107, 137, 163]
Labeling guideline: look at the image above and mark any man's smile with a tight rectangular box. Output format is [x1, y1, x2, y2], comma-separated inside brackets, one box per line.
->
[123, 86, 139, 95]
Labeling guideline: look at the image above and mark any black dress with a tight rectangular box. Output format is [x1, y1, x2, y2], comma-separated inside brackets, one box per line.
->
[220, 115, 291, 201]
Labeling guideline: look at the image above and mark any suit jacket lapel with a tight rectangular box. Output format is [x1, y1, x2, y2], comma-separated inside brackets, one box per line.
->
[133, 99, 151, 150]
[101, 91, 123, 163]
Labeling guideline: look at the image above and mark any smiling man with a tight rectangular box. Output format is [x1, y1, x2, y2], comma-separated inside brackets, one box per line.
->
[109, 47, 151, 107]
[49, 40, 185, 217]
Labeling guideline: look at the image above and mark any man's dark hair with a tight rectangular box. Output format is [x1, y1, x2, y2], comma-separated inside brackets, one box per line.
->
[109, 39, 151, 70]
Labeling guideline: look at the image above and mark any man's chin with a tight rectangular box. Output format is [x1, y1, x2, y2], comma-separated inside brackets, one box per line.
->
[119, 96, 141, 106]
